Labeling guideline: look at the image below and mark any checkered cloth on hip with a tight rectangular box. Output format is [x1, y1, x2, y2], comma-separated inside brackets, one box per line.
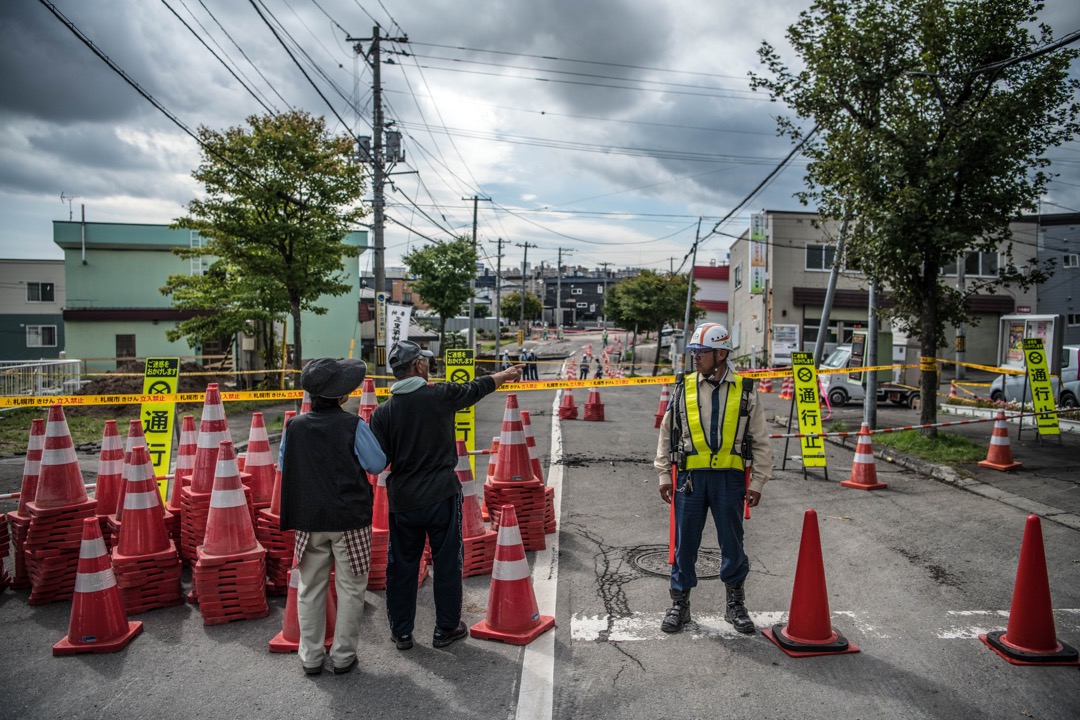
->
[293, 526, 372, 577]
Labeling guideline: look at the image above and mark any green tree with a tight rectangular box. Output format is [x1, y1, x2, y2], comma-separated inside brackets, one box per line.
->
[605, 271, 701, 375]
[502, 291, 544, 322]
[751, 0, 1079, 427]
[402, 236, 478, 347]
[165, 111, 367, 384]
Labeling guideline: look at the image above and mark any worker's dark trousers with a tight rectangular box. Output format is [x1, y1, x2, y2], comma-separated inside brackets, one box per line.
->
[670, 468, 749, 592]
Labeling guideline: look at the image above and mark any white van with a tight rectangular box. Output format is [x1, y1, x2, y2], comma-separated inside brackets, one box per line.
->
[819, 345, 919, 408]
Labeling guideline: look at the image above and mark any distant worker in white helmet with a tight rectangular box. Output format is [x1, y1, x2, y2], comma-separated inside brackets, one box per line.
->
[654, 322, 773, 635]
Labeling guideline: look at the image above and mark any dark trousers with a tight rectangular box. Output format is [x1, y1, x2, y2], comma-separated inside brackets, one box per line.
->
[385, 492, 463, 637]
[670, 468, 749, 591]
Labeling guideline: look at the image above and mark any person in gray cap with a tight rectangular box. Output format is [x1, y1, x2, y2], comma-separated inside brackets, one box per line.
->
[370, 340, 522, 650]
[279, 358, 387, 676]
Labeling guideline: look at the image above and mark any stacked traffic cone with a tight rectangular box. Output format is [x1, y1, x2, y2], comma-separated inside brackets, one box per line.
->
[654, 385, 671, 429]
[558, 390, 579, 420]
[255, 411, 295, 595]
[978, 411, 1022, 471]
[111, 446, 183, 614]
[6, 418, 45, 590]
[778, 375, 795, 401]
[180, 384, 233, 565]
[367, 467, 391, 591]
[481, 437, 500, 521]
[53, 518, 142, 656]
[839, 424, 887, 491]
[243, 413, 276, 512]
[299, 391, 312, 415]
[24, 405, 98, 605]
[583, 388, 605, 421]
[521, 411, 555, 536]
[192, 440, 269, 625]
[763, 509, 859, 657]
[165, 415, 197, 538]
[108, 420, 149, 547]
[93, 420, 124, 550]
[758, 375, 773, 393]
[980, 515, 1079, 665]
[469, 505, 555, 645]
[948, 381, 960, 402]
[269, 567, 337, 652]
[358, 378, 378, 423]
[485, 395, 546, 552]
[457, 441, 496, 578]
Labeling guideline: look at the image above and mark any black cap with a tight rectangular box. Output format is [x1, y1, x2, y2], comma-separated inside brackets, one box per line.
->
[300, 358, 367, 398]
[388, 340, 434, 371]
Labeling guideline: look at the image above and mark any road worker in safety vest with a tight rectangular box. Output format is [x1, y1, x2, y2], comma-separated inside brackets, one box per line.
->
[654, 322, 773, 635]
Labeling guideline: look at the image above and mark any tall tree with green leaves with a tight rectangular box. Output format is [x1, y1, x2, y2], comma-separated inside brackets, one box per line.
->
[402, 236, 478, 347]
[751, 0, 1079, 427]
[502, 291, 544, 323]
[604, 271, 700, 375]
[164, 111, 367, 384]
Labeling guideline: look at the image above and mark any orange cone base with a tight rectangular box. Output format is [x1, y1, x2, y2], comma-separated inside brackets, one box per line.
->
[762, 624, 859, 658]
[268, 632, 333, 654]
[53, 621, 143, 656]
[470, 614, 555, 646]
[979, 631, 1080, 666]
[977, 459, 1022, 472]
[839, 478, 888, 491]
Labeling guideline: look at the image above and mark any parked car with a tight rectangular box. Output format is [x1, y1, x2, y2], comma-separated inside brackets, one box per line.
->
[1060, 379, 1080, 409]
[989, 344, 1079, 404]
[819, 345, 919, 408]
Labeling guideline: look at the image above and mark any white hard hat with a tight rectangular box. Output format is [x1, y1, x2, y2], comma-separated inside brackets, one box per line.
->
[687, 323, 733, 352]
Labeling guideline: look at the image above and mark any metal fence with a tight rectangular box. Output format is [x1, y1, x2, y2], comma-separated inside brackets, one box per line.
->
[0, 360, 85, 397]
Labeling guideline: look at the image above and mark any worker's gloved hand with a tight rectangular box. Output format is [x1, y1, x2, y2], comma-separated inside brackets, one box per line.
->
[659, 483, 674, 504]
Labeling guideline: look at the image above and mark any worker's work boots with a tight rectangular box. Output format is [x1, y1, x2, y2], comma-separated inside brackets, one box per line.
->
[725, 583, 755, 634]
[660, 589, 691, 633]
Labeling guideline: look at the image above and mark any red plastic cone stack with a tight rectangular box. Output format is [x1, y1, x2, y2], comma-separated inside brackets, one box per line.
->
[111, 446, 183, 614]
[53, 518, 142, 656]
[93, 420, 124, 549]
[778, 375, 794, 401]
[470, 504, 555, 645]
[758, 375, 773, 393]
[256, 411, 295, 595]
[192, 440, 269, 625]
[243, 413, 276, 511]
[978, 411, 1022, 471]
[6, 418, 45, 590]
[583, 388, 605, 421]
[180, 384, 232, 565]
[367, 467, 391, 591]
[358, 378, 378, 423]
[108, 420, 151, 547]
[269, 567, 337, 652]
[24, 405, 98, 605]
[485, 395, 546, 552]
[763, 509, 859, 657]
[165, 414, 197, 537]
[980, 515, 1079, 665]
[521, 411, 555, 537]
[299, 391, 312, 415]
[457, 441, 496, 578]
[482, 437, 500, 521]
[654, 385, 671, 429]
[840, 424, 887, 491]
[558, 390, 579, 420]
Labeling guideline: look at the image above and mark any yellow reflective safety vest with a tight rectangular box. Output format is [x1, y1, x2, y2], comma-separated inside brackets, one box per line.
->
[683, 371, 745, 471]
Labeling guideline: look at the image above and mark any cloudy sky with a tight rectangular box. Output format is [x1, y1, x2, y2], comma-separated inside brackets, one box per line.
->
[2, 0, 1079, 276]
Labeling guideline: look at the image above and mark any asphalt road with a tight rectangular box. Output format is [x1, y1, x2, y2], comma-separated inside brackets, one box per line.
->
[1, 332, 1078, 719]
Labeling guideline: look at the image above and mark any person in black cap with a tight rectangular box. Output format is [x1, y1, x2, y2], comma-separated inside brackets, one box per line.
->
[279, 357, 387, 676]
[369, 340, 522, 650]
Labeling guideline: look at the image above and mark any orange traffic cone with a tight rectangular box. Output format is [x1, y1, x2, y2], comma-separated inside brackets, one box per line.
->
[583, 389, 605, 421]
[243, 413, 276, 506]
[358, 378, 377, 423]
[778, 375, 794, 401]
[115, 446, 171, 557]
[980, 515, 1079, 665]
[201, 441, 258, 556]
[269, 411, 296, 517]
[469, 504, 555, 645]
[654, 385, 671, 429]
[948, 381, 960, 402]
[763, 509, 859, 657]
[299, 391, 311, 415]
[7, 417, 45, 589]
[189, 384, 231, 494]
[53, 518, 143, 655]
[558, 390, 579, 420]
[839, 424, 887, 490]
[978, 411, 1022, 471]
[268, 568, 337, 653]
[520, 410, 545, 485]
[758, 375, 773, 393]
[113, 420, 149, 526]
[492, 394, 539, 484]
[93, 420, 125, 518]
[34, 405, 90, 509]
[457, 441, 487, 538]
[167, 415, 197, 518]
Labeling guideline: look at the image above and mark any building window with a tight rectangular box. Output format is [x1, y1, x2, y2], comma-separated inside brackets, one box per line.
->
[1068, 313, 1080, 327]
[571, 288, 583, 295]
[1064, 253, 1079, 269]
[941, 251, 999, 277]
[733, 264, 742, 290]
[597, 285, 604, 294]
[805, 244, 836, 271]
[27, 282, 55, 303]
[26, 325, 57, 348]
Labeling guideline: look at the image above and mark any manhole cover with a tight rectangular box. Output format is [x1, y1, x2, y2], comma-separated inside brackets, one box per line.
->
[629, 546, 722, 580]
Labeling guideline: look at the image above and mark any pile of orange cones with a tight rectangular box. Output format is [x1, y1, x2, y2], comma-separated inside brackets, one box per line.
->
[93, 420, 124, 550]
[484, 395, 546, 552]
[583, 388, 605, 421]
[839, 424, 887, 491]
[242, 413, 276, 518]
[758, 375, 773, 393]
[269, 567, 337, 653]
[470, 504, 555, 645]
[654, 385, 670, 428]
[978, 411, 1022, 471]
[53, 518, 142, 656]
[192, 440, 269, 625]
[165, 415, 197, 541]
[367, 467, 391, 590]
[778, 375, 794, 400]
[180, 384, 236, 565]
[24, 405, 99, 606]
[558, 390, 579, 420]
[6, 417, 45, 590]
[457, 441, 496, 578]
[358, 378, 378, 423]
[111, 446, 183, 614]
[481, 436, 500, 521]
[108, 420, 150, 547]
[521, 411, 556, 537]
[255, 411, 295, 595]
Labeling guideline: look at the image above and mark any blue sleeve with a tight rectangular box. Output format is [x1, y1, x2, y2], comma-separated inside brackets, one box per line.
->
[353, 420, 387, 474]
[278, 433, 286, 468]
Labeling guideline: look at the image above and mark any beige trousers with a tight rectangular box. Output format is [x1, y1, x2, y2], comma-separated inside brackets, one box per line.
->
[296, 531, 369, 669]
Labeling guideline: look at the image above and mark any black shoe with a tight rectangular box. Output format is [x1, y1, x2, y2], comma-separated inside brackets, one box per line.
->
[391, 633, 414, 650]
[333, 657, 359, 675]
[660, 590, 691, 633]
[725, 583, 755, 634]
[302, 662, 323, 676]
[432, 621, 468, 648]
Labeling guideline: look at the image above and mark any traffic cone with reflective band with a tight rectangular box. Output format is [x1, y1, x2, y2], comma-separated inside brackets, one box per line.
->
[492, 395, 538, 485]
[558, 390, 579, 420]
[269, 568, 336, 652]
[520, 411, 545, 485]
[654, 385, 671, 429]
[470, 505, 555, 645]
[243, 413, 276, 508]
[778, 375, 794, 401]
[358, 378, 377, 423]
[978, 411, 1022, 471]
[839, 424, 887, 491]
[200, 441, 259, 557]
[34, 405, 90, 509]
[53, 518, 142, 656]
[166, 415, 197, 539]
[763, 509, 859, 657]
[93, 420, 125, 520]
[457, 441, 497, 577]
[584, 389, 605, 421]
[980, 515, 1080, 665]
[367, 467, 391, 590]
[757, 375, 773, 393]
[115, 446, 171, 557]
[111, 420, 149, 542]
[948, 381, 960, 402]
[7, 418, 45, 589]
[256, 411, 296, 595]
[481, 437, 500, 521]
[299, 391, 312, 415]
[486, 399, 546, 551]
[189, 384, 231, 494]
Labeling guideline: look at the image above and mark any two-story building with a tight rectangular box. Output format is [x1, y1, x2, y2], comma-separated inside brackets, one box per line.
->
[1035, 213, 1080, 346]
[0, 258, 66, 361]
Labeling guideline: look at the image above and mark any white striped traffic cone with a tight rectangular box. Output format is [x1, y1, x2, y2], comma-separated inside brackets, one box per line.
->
[978, 411, 1022, 471]
[839, 424, 887, 490]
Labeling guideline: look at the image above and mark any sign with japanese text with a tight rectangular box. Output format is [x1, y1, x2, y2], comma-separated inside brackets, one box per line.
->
[141, 357, 179, 500]
[385, 303, 412, 371]
[445, 348, 477, 473]
[375, 291, 388, 345]
[1022, 338, 1060, 436]
[790, 352, 826, 467]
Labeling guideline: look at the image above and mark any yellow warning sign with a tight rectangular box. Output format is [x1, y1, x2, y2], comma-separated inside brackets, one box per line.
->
[141, 357, 179, 500]
[1022, 338, 1060, 436]
[790, 352, 826, 468]
[445, 349, 477, 473]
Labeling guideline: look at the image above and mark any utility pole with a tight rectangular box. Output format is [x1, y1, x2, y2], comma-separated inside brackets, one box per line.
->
[679, 218, 703, 374]
[516, 242, 538, 326]
[462, 195, 491, 352]
[955, 253, 966, 381]
[494, 237, 504, 358]
[555, 247, 573, 336]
